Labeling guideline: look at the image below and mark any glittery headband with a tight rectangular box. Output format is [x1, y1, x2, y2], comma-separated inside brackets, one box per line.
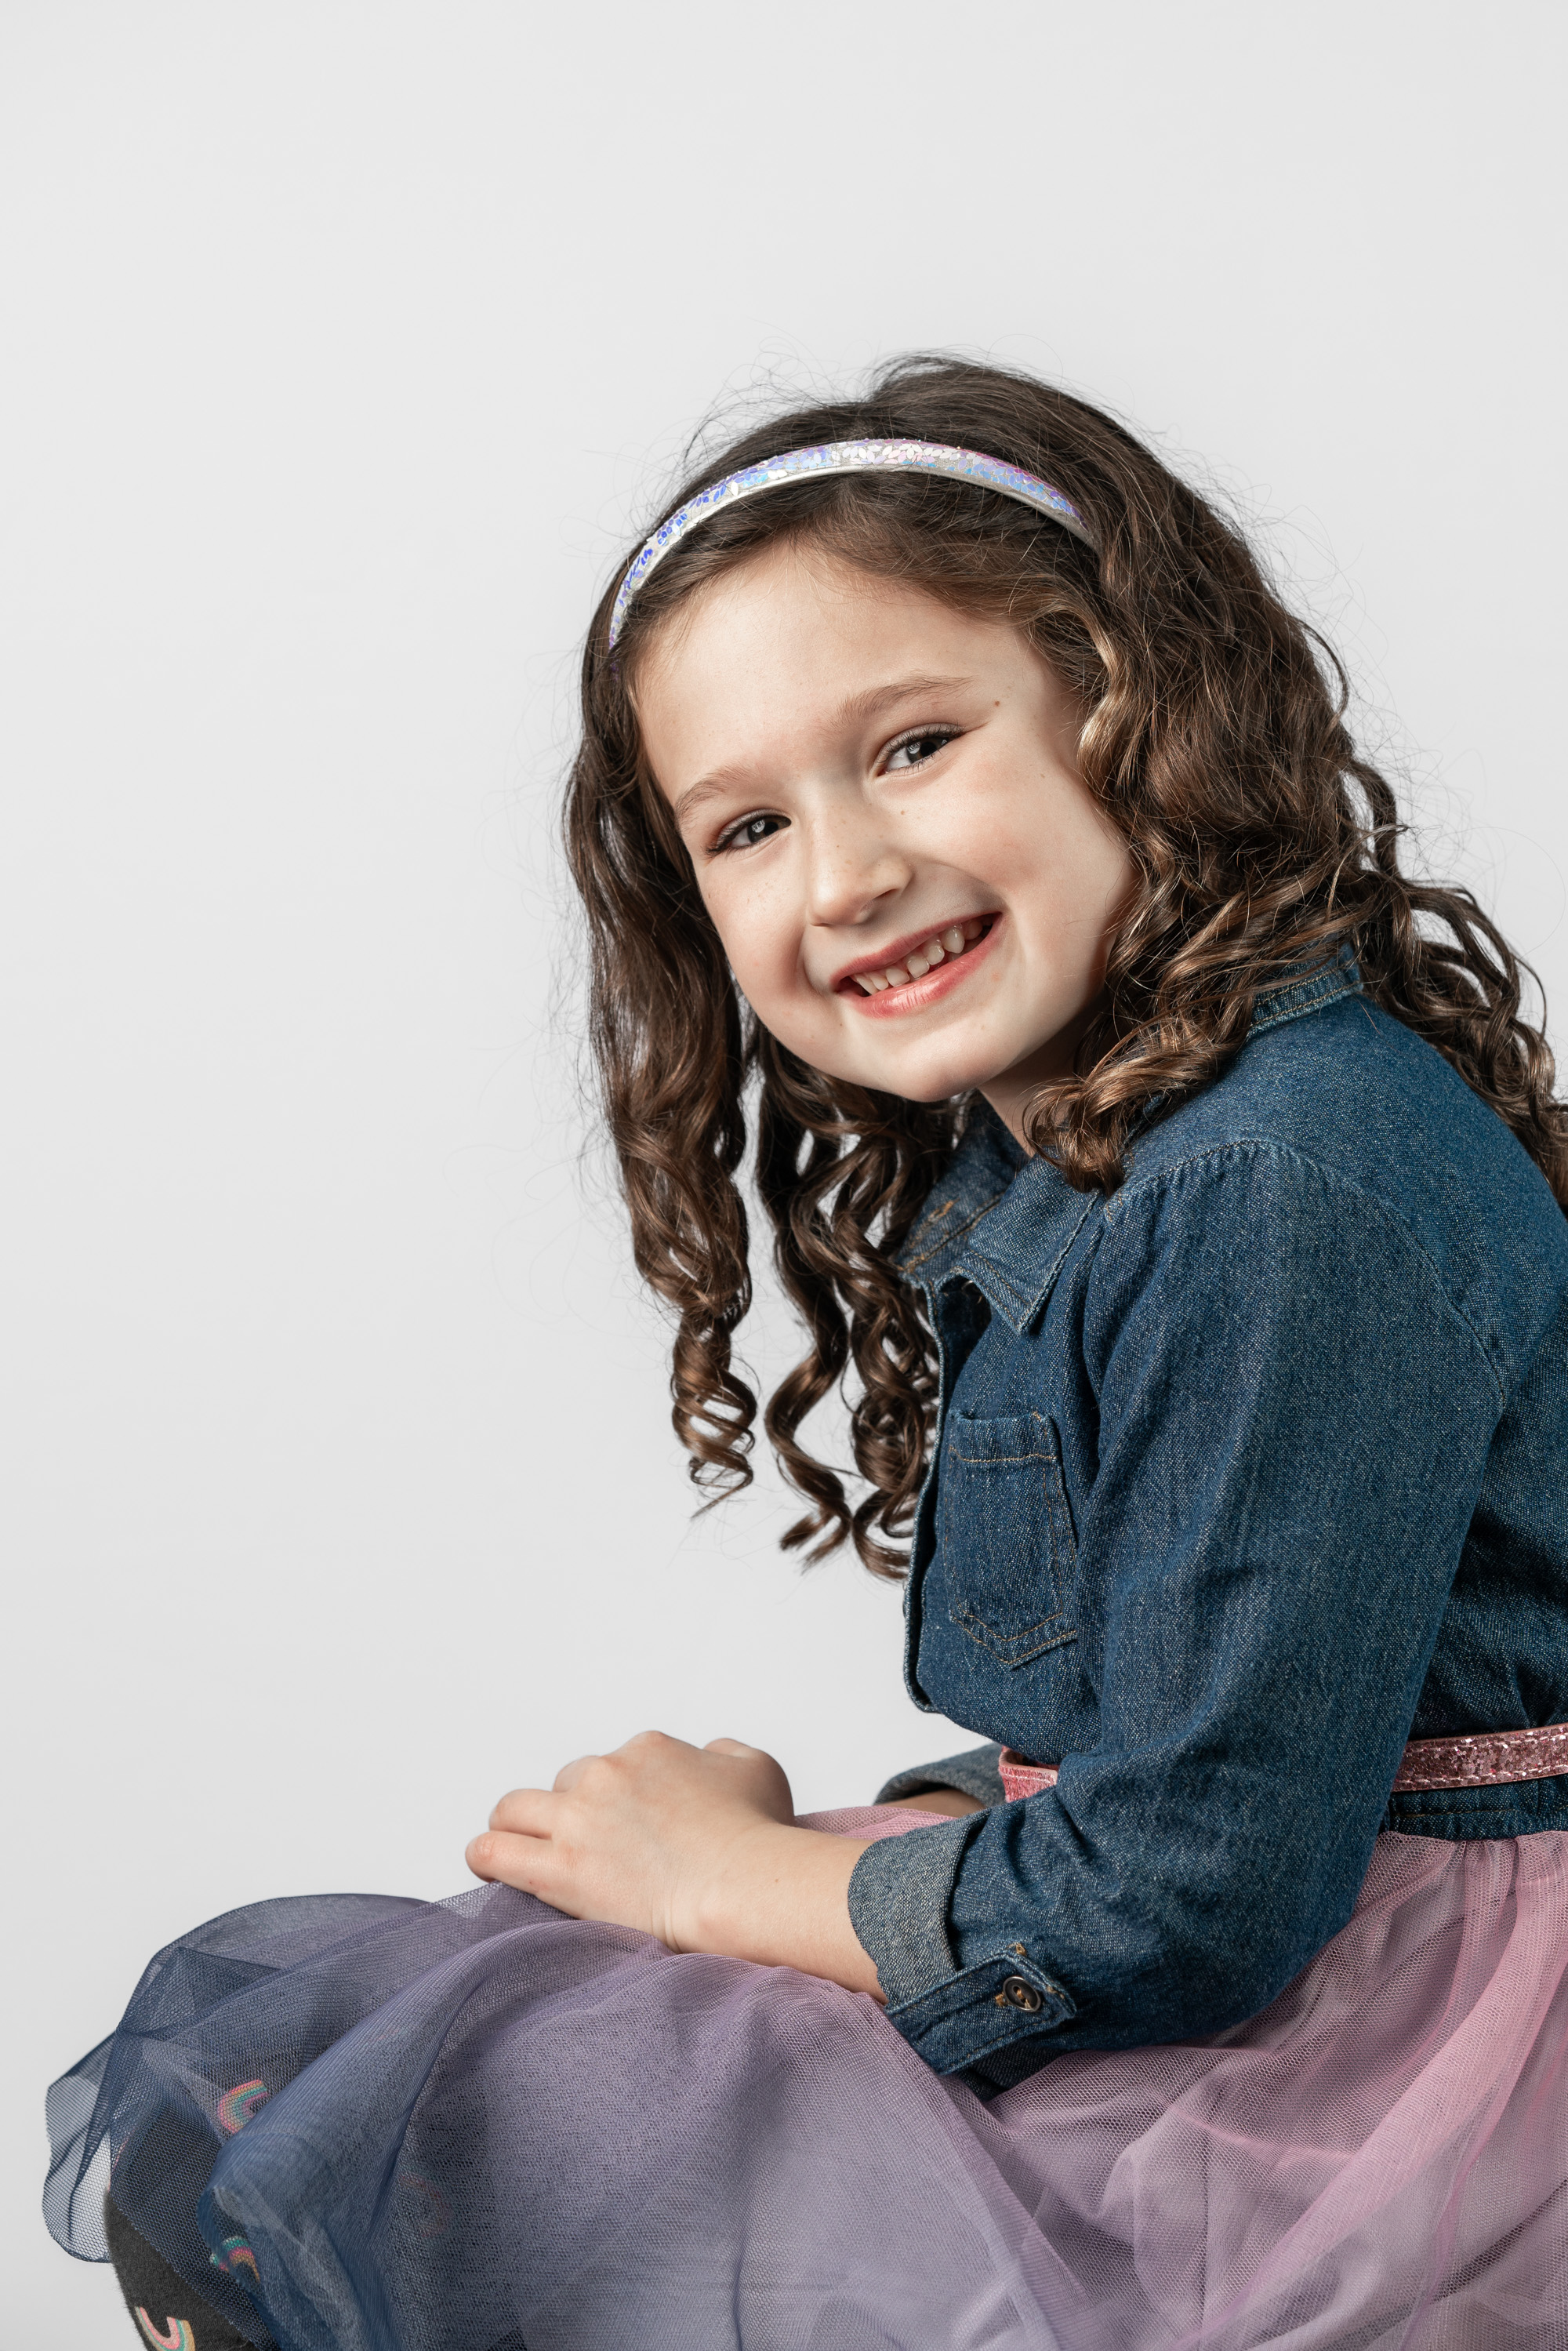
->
[607, 438, 1094, 649]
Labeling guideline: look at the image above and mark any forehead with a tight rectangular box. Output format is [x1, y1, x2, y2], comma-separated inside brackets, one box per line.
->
[633, 543, 1022, 774]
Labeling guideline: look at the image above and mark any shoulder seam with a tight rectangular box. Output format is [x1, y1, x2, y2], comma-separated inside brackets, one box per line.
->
[1106, 1137, 1508, 1410]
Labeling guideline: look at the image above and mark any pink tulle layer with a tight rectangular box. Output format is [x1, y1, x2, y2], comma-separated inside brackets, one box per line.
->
[800, 1808, 1568, 2348]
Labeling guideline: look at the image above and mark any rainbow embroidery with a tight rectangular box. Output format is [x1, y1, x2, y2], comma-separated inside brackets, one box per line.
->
[133, 2313, 195, 2351]
[210, 2232, 261, 2283]
[216, 2078, 269, 2133]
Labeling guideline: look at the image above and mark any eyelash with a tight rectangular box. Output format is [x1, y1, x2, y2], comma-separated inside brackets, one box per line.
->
[884, 724, 960, 773]
[710, 726, 961, 855]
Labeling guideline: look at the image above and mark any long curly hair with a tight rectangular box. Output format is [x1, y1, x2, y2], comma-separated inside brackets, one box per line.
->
[564, 356, 1568, 1577]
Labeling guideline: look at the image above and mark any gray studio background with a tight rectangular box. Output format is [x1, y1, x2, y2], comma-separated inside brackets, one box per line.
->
[4, 4, 1564, 2340]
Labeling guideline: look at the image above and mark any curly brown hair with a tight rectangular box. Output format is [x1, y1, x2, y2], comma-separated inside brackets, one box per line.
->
[564, 355, 1568, 1577]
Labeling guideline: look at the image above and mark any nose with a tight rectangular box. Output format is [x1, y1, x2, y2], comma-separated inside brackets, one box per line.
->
[800, 803, 911, 932]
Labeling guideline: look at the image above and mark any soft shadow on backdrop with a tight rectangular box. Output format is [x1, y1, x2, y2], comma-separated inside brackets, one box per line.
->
[4, 3, 1565, 2339]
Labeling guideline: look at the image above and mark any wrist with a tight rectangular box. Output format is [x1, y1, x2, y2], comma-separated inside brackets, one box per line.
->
[688, 1818, 797, 1960]
[688, 1820, 882, 1999]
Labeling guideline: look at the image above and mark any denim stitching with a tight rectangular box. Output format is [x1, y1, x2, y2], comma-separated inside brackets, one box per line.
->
[948, 1613, 1079, 1660]
[944, 1413, 1077, 1656]
[902, 1193, 1010, 1273]
[961, 1196, 1098, 1328]
[1245, 965, 1357, 1036]
[1105, 1138, 1508, 1412]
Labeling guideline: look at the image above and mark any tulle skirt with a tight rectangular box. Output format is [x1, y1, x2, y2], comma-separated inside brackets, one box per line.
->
[45, 1810, 1568, 2350]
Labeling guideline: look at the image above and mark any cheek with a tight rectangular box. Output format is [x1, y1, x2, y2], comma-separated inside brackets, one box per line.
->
[923, 753, 1072, 881]
[988, 786, 1131, 922]
[702, 873, 803, 1008]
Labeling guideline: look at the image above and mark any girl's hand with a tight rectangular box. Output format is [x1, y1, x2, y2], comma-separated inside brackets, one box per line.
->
[466, 1731, 883, 1997]
[467, 1731, 792, 1950]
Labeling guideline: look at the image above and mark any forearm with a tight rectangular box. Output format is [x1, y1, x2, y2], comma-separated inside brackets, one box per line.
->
[692, 1822, 883, 1998]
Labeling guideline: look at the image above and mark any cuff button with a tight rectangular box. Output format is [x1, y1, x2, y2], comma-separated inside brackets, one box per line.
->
[1002, 1975, 1044, 2012]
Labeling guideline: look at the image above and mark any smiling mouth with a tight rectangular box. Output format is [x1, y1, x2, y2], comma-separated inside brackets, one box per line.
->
[837, 916, 996, 997]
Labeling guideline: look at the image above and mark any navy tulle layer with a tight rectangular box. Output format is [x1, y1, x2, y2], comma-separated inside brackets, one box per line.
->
[45, 1814, 1568, 2349]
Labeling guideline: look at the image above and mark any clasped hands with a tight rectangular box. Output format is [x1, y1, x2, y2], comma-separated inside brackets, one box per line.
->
[466, 1729, 886, 1998]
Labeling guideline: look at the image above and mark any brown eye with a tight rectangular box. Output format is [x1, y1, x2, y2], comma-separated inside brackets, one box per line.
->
[885, 729, 958, 773]
[718, 812, 787, 852]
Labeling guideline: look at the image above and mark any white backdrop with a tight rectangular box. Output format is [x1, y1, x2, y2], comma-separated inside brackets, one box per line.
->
[4, 3, 1565, 2340]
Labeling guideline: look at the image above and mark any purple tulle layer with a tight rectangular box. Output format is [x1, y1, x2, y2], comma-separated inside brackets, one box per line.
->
[45, 1811, 1568, 2349]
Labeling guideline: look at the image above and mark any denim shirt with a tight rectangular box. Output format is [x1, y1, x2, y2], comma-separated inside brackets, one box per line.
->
[845, 965, 1568, 2094]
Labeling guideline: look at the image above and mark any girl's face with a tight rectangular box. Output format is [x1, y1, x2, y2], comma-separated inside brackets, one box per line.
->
[637, 543, 1136, 1143]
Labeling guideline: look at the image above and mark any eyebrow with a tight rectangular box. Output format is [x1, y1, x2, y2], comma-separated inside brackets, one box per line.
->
[670, 672, 975, 830]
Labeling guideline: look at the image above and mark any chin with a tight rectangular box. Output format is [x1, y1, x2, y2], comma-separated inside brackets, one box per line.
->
[803, 1034, 1001, 1110]
[871, 1058, 997, 1108]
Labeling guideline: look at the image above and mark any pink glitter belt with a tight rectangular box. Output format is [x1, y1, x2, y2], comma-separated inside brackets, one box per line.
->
[998, 1721, 1568, 1803]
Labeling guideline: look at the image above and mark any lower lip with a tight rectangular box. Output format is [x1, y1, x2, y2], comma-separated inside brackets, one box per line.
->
[841, 918, 1003, 1019]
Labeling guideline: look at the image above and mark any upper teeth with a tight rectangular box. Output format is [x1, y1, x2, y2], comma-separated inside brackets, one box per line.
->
[854, 920, 986, 994]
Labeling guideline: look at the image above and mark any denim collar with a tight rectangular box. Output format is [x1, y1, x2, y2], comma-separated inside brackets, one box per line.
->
[895, 959, 1361, 1332]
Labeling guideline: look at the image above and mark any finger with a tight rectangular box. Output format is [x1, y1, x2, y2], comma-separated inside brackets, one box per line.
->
[466, 1828, 568, 1897]
[488, 1786, 556, 1835]
[702, 1737, 761, 1759]
[551, 1753, 597, 1793]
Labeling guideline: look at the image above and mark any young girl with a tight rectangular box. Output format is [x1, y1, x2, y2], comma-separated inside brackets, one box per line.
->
[48, 358, 1568, 2350]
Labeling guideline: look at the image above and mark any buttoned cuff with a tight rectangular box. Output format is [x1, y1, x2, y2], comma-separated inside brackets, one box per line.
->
[846, 1813, 1077, 2095]
[873, 1741, 1005, 1809]
[885, 1953, 1076, 2091]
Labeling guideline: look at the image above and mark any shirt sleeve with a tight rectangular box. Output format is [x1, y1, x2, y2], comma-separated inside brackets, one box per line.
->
[848, 1142, 1504, 2092]
[873, 1743, 1004, 1807]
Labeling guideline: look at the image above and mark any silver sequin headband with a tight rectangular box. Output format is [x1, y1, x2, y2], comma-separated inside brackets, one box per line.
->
[607, 438, 1094, 649]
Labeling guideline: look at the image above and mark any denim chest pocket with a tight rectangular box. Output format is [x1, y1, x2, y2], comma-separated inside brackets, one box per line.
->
[941, 1412, 1078, 1666]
